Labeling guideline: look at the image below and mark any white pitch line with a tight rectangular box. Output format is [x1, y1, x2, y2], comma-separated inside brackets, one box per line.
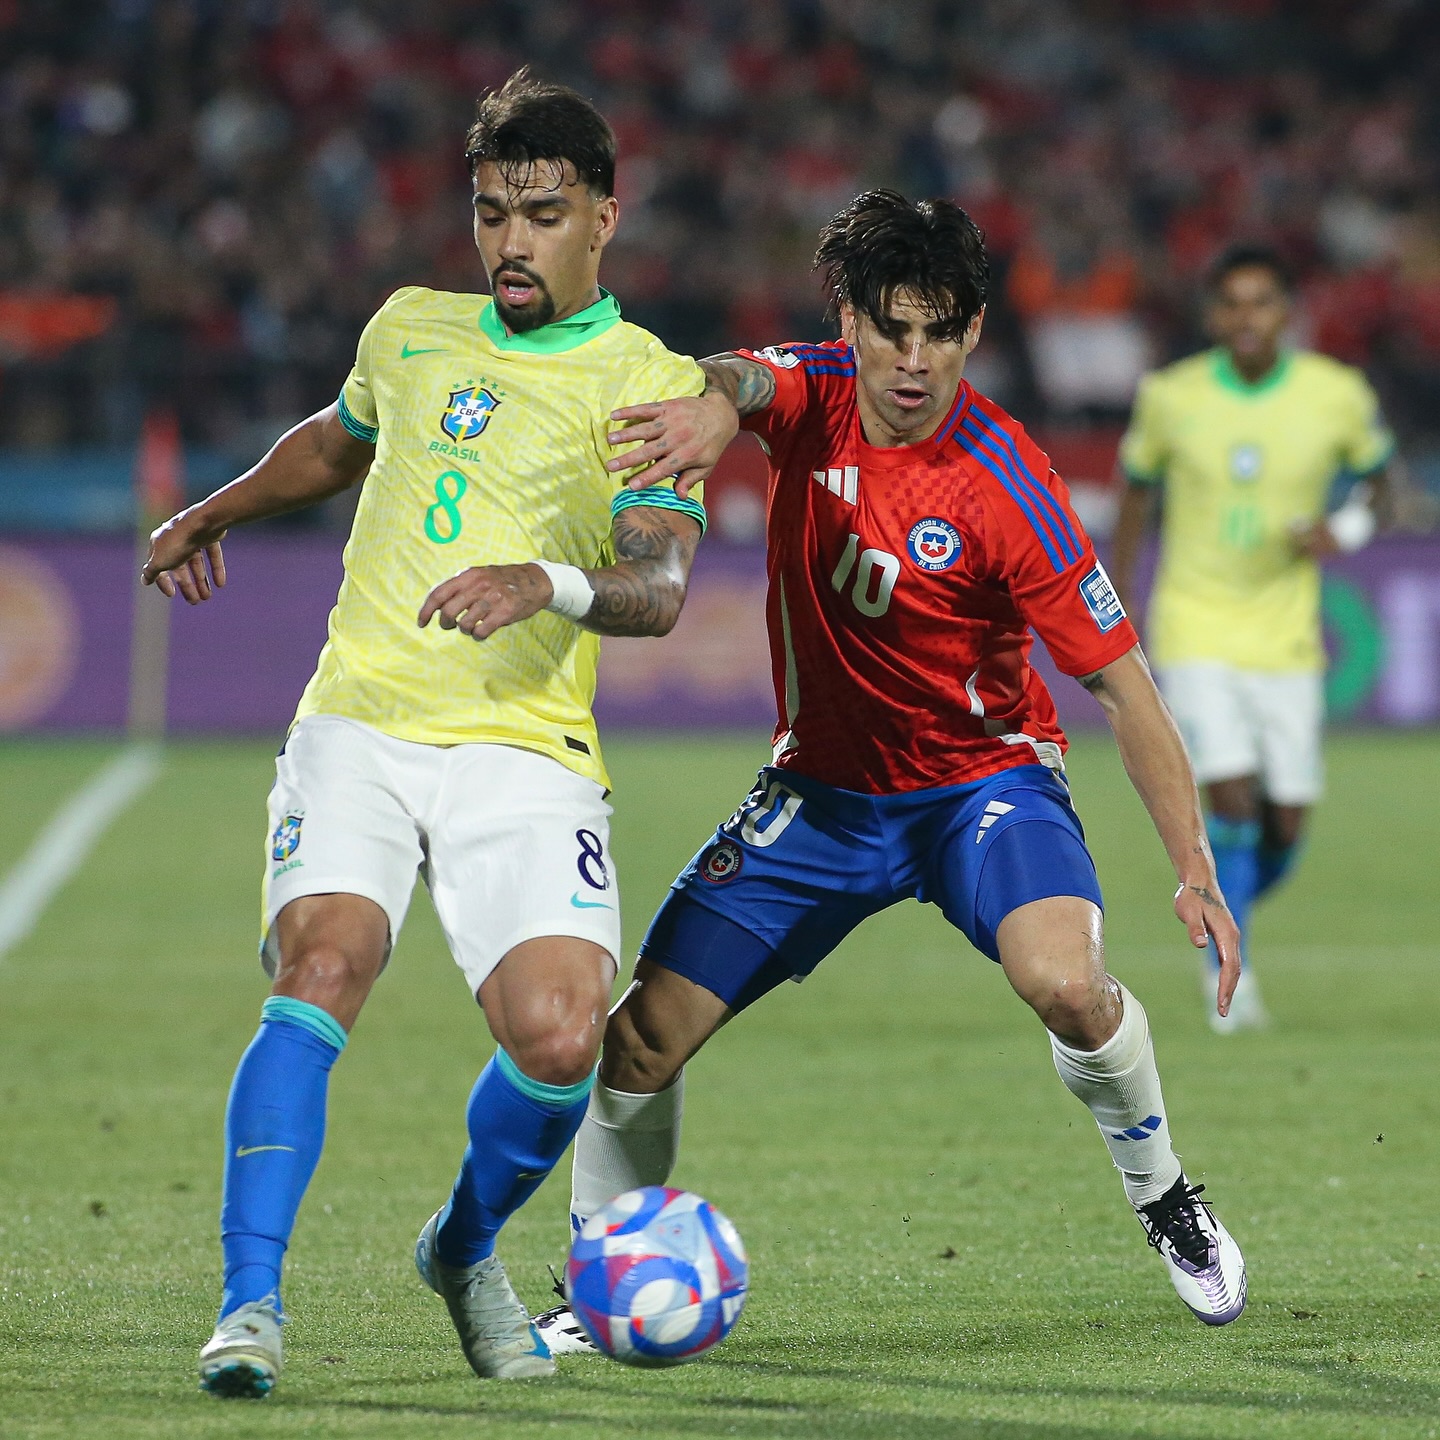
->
[0, 743, 164, 961]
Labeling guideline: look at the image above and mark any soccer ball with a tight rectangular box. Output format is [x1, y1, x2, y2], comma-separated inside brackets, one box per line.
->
[566, 1185, 748, 1366]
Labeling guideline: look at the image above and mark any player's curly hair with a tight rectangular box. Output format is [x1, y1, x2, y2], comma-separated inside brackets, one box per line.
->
[815, 190, 989, 338]
[1207, 242, 1294, 294]
[465, 67, 616, 196]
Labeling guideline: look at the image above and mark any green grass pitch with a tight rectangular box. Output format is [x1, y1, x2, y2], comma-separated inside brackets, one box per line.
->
[1, 731, 1438, 1439]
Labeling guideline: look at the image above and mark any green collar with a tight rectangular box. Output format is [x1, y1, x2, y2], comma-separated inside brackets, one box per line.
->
[478, 287, 621, 354]
[1212, 347, 1291, 397]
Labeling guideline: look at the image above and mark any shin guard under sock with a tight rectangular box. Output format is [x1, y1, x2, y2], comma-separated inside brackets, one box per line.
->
[1050, 984, 1183, 1207]
[570, 1074, 685, 1232]
[434, 1050, 593, 1268]
[219, 997, 346, 1320]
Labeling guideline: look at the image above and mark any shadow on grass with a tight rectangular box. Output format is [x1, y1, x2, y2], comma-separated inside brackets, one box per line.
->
[706, 1352, 1439, 1423]
[318, 1396, 1169, 1440]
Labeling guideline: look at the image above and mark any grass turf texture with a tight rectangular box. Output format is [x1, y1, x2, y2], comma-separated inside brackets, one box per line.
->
[0, 732, 1437, 1440]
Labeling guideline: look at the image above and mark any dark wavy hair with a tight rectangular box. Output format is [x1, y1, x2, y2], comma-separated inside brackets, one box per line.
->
[465, 68, 616, 196]
[1208, 242, 1294, 294]
[815, 190, 989, 338]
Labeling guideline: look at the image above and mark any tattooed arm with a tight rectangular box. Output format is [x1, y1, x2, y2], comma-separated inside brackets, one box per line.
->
[579, 505, 702, 637]
[1077, 644, 1243, 1016]
[417, 505, 701, 643]
[604, 352, 779, 495]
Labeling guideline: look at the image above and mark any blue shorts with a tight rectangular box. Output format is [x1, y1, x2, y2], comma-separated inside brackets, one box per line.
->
[640, 764, 1103, 1013]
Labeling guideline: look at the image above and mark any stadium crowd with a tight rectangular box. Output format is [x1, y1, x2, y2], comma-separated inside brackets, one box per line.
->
[1, 0, 1438, 455]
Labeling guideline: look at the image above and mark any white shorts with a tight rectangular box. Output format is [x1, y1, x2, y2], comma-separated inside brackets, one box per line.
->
[1158, 663, 1324, 805]
[260, 716, 620, 993]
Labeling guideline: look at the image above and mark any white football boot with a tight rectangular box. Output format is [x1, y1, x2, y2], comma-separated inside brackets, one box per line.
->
[198, 1298, 283, 1398]
[1203, 962, 1269, 1034]
[533, 1272, 600, 1358]
[1137, 1176, 1247, 1325]
[415, 1211, 554, 1379]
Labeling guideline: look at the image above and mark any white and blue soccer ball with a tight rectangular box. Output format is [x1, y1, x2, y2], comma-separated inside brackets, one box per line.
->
[566, 1185, 748, 1366]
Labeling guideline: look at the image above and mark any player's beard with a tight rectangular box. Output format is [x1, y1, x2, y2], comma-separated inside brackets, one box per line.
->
[491, 263, 557, 333]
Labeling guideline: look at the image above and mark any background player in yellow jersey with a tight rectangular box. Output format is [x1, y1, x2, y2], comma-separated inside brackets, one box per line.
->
[140, 72, 709, 1396]
[1112, 245, 1397, 1032]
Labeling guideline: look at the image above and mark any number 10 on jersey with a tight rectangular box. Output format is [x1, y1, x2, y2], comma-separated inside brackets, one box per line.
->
[832, 533, 900, 618]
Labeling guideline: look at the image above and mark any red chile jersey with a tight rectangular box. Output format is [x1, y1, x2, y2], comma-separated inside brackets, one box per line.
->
[738, 339, 1140, 794]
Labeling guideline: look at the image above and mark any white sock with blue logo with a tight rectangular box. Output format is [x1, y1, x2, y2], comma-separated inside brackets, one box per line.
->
[1049, 983, 1182, 1208]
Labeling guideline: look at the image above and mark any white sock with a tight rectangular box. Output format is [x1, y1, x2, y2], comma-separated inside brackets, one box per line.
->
[1050, 983, 1182, 1208]
[570, 1074, 684, 1230]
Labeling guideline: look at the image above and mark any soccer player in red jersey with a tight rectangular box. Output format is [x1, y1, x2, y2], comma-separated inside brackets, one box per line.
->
[537, 192, 1247, 1350]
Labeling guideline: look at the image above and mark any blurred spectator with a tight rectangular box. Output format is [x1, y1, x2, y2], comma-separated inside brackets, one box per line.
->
[0, 0, 1436, 458]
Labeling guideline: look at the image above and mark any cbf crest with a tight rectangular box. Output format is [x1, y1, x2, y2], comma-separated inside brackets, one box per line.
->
[271, 812, 304, 861]
[440, 386, 500, 443]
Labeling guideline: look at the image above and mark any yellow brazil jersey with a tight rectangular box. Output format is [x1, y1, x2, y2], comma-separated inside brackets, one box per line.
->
[1120, 348, 1392, 672]
[292, 285, 705, 787]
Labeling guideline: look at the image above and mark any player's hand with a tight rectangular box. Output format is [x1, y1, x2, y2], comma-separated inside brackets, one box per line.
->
[1174, 880, 1241, 1016]
[1288, 518, 1340, 560]
[418, 563, 553, 642]
[141, 507, 228, 604]
[607, 392, 740, 497]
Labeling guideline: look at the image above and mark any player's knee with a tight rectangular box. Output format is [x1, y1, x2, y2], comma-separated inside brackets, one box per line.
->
[275, 940, 377, 1010]
[508, 1023, 601, 1089]
[1030, 972, 1119, 1049]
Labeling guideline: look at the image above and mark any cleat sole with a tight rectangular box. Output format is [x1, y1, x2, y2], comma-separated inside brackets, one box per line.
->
[199, 1357, 276, 1398]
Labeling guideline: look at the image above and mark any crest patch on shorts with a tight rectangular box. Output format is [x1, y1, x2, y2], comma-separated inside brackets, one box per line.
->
[271, 813, 304, 861]
[700, 840, 743, 883]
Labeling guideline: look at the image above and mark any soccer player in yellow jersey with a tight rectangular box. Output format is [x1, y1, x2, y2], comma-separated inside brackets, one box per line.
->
[140, 72, 711, 1395]
[1112, 245, 1397, 1032]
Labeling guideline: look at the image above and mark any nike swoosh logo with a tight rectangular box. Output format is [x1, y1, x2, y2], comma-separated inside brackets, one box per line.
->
[235, 1145, 297, 1158]
[400, 342, 447, 359]
[570, 892, 613, 910]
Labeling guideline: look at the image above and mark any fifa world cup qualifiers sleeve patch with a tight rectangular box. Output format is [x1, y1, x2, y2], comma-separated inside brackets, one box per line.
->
[1079, 562, 1126, 633]
[755, 345, 801, 369]
[612, 485, 708, 535]
[337, 391, 378, 444]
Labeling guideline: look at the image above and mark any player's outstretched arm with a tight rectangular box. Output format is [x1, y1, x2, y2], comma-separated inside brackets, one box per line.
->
[1108, 469, 1159, 613]
[1078, 644, 1243, 1017]
[417, 505, 702, 642]
[606, 354, 777, 496]
[141, 403, 374, 604]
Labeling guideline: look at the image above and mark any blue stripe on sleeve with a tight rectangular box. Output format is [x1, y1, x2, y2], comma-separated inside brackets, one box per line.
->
[611, 486, 708, 535]
[337, 392, 378, 443]
[957, 415, 1077, 568]
[954, 426, 1066, 573]
[964, 410, 1082, 562]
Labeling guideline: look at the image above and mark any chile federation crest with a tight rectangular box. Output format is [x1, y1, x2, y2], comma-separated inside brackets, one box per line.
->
[907, 517, 963, 572]
[440, 386, 500, 443]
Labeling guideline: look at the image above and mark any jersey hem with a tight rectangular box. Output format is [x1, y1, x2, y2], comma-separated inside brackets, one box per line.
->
[770, 748, 1067, 799]
[288, 710, 610, 788]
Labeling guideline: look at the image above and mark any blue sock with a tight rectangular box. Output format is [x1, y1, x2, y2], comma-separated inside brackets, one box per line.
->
[434, 1050, 593, 1268]
[1255, 840, 1300, 900]
[1207, 816, 1261, 971]
[219, 997, 347, 1320]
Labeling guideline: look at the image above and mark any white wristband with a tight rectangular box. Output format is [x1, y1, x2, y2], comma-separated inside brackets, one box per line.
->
[1326, 494, 1376, 554]
[531, 560, 595, 621]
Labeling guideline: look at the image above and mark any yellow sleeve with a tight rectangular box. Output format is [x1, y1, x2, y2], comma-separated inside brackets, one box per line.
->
[1337, 369, 1394, 475]
[1119, 374, 1168, 485]
[607, 349, 709, 532]
[337, 287, 420, 443]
